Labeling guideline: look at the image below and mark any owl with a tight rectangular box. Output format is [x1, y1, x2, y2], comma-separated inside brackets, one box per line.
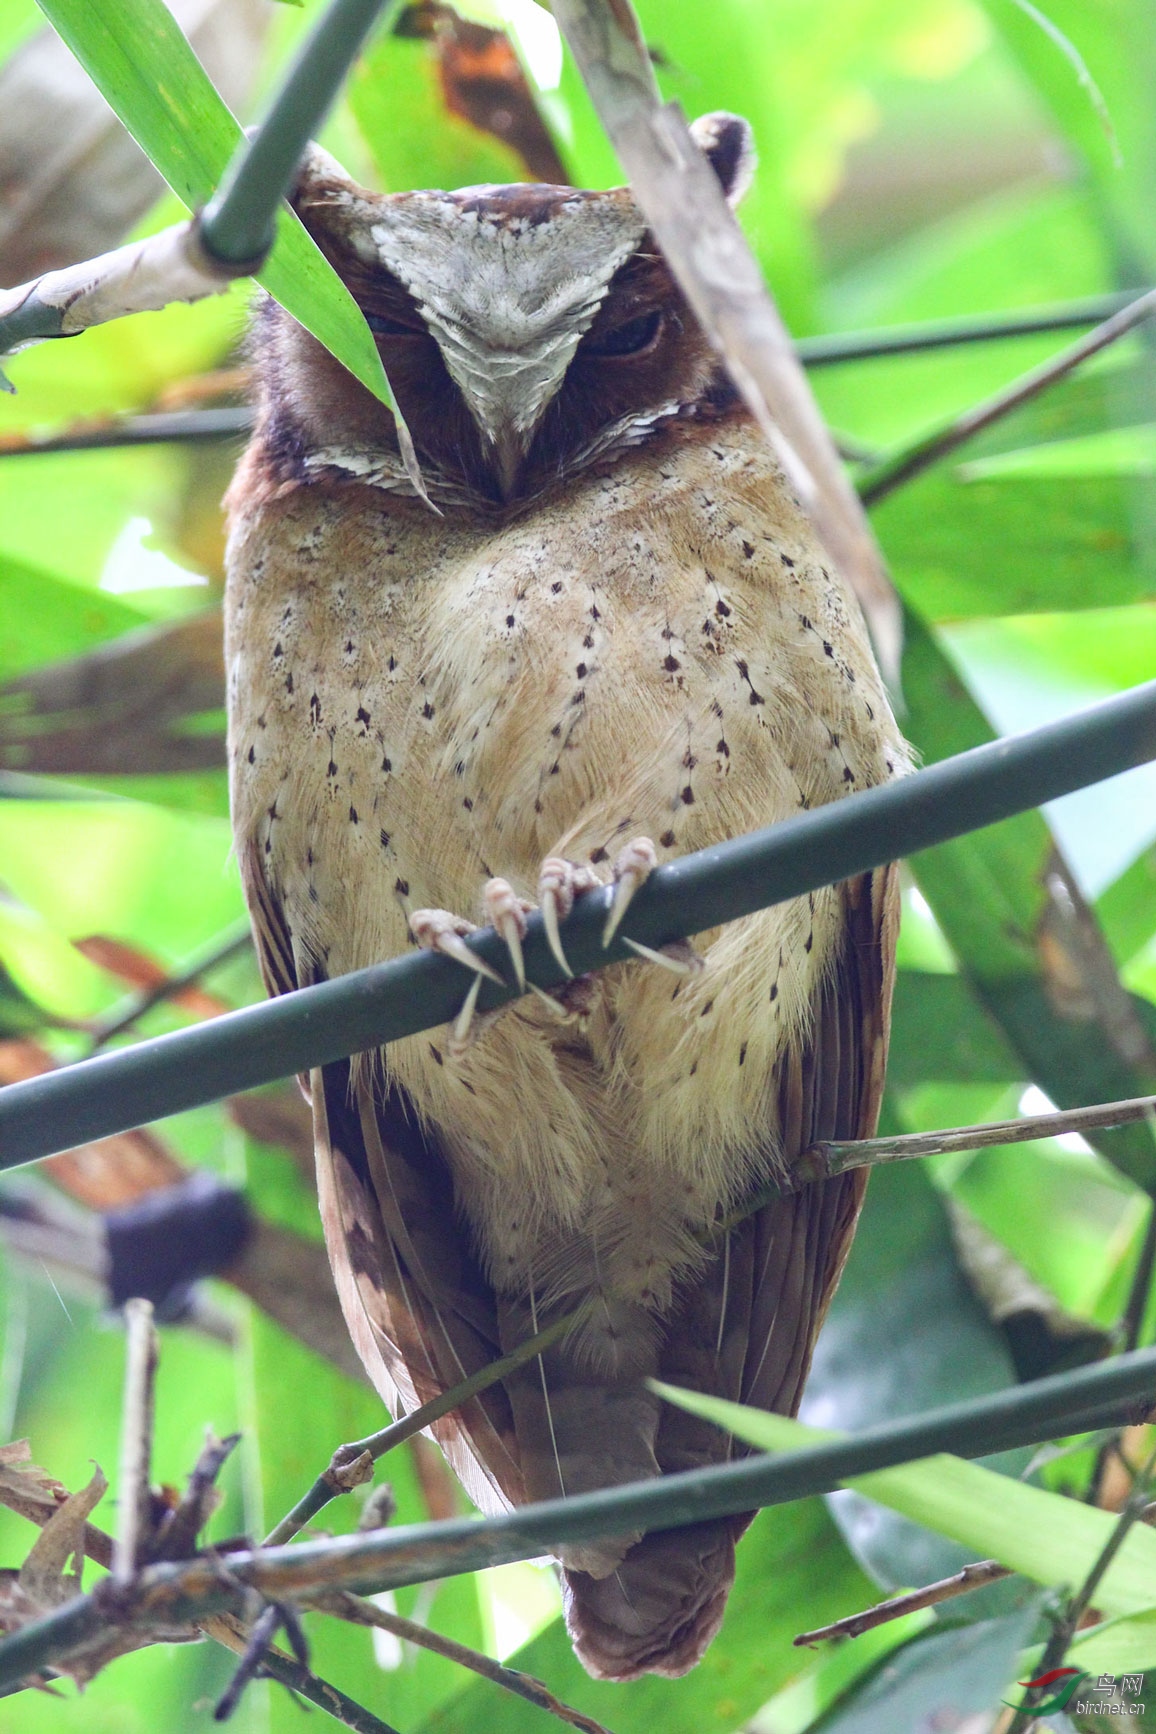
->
[224, 113, 907, 1680]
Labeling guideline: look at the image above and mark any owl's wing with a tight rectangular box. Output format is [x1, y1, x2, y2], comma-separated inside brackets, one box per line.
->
[562, 864, 899, 1680]
[239, 840, 525, 1516]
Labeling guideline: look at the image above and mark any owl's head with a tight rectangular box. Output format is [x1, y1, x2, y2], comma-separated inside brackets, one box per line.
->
[249, 113, 755, 511]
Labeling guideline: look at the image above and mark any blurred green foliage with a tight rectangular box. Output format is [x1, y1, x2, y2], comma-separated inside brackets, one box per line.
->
[1, 1, 1155, 1730]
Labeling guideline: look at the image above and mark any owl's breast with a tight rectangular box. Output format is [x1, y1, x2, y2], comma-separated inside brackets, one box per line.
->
[225, 417, 902, 980]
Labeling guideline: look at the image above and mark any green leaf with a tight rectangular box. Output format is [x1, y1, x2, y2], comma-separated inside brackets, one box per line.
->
[900, 608, 1156, 1193]
[649, 1390, 1156, 1619]
[1098, 844, 1156, 970]
[1068, 1606, 1156, 1674]
[889, 972, 1021, 1087]
[873, 469, 1151, 619]
[979, 0, 1155, 271]
[817, 1604, 1045, 1734]
[33, 0, 393, 409]
[348, 31, 529, 190]
[803, 1161, 1026, 1596]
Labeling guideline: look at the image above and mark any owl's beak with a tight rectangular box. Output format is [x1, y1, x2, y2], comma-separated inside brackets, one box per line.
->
[490, 424, 530, 503]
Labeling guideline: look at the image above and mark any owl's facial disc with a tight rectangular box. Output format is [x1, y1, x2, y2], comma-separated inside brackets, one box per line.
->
[281, 116, 755, 507]
[360, 186, 648, 500]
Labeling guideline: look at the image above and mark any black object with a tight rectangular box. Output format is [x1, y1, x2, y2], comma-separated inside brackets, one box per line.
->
[105, 1170, 253, 1317]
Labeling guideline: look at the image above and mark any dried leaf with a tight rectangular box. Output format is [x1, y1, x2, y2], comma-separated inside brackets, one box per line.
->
[0, 1040, 186, 1206]
[74, 935, 227, 1022]
[19, 1465, 107, 1606]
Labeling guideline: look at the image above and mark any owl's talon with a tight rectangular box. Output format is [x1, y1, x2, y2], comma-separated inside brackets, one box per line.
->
[622, 936, 704, 976]
[449, 973, 484, 1054]
[538, 856, 600, 980]
[602, 836, 658, 948]
[483, 877, 531, 992]
[409, 908, 506, 986]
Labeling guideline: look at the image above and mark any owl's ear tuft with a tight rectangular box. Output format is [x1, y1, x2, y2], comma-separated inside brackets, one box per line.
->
[689, 112, 756, 206]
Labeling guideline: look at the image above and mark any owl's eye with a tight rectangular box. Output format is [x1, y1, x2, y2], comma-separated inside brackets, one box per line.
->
[364, 311, 426, 339]
[585, 309, 665, 358]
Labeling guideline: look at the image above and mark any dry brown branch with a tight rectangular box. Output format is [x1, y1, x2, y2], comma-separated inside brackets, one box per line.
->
[794, 1559, 1012, 1645]
[548, 0, 902, 679]
[112, 1299, 157, 1586]
[319, 1589, 613, 1734]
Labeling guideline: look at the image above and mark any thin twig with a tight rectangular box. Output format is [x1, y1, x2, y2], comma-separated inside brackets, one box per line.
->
[0, 408, 252, 456]
[113, 1298, 157, 1585]
[263, 1301, 597, 1544]
[794, 1559, 1011, 1645]
[797, 1094, 1156, 1182]
[858, 286, 1156, 505]
[795, 291, 1145, 365]
[1007, 1437, 1156, 1733]
[89, 924, 253, 1052]
[319, 1590, 613, 1734]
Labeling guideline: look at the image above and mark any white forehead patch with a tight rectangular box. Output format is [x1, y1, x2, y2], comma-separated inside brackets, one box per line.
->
[366, 190, 647, 444]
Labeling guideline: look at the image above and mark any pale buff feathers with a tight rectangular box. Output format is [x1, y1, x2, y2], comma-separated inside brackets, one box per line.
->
[226, 418, 909, 1313]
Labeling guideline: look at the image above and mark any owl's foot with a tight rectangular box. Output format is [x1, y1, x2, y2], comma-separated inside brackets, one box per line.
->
[539, 856, 602, 979]
[602, 838, 703, 977]
[407, 906, 508, 1057]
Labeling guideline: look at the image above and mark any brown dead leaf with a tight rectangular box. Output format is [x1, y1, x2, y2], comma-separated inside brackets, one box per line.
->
[0, 1041, 186, 1207]
[19, 1466, 107, 1607]
[73, 935, 228, 1023]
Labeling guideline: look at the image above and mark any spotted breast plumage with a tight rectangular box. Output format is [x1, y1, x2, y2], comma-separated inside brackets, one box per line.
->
[224, 113, 908, 1680]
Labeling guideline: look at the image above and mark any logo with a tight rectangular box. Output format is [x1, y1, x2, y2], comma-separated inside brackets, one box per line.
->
[1003, 1669, 1146, 1717]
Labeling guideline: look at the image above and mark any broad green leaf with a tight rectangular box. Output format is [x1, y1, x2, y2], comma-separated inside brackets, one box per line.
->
[900, 608, 1156, 1193]
[889, 972, 1021, 1087]
[1099, 844, 1156, 971]
[0, 559, 148, 682]
[0, 0, 42, 65]
[33, 0, 394, 409]
[0, 796, 241, 963]
[816, 1603, 1045, 1734]
[963, 424, 1156, 481]
[1068, 1606, 1156, 1674]
[804, 1161, 1026, 1596]
[873, 469, 1151, 619]
[649, 1389, 1156, 1619]
[979, 0, 1155, 272]
[420, 1497, 878, 1734]
[348, 30, 528, 190]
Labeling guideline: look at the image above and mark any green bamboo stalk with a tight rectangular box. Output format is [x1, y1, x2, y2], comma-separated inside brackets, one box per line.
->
[796, 289, 1144, 365]
[198, 0, 400, 266]
[0, 1346, 1153, 1691]
[0, 680, 1152, 1171]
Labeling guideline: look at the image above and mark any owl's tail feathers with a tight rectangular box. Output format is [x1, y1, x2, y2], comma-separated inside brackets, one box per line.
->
[562, 1519, 739, 1680]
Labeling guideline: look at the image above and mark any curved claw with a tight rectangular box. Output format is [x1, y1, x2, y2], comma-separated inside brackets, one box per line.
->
[409, 910, 505, 986]
[449, 973, 484, 1055]
[602, 837, 658, 948]
[541, 889, 573, 979]
[483, 878, 529, 992]
[622, 936, 703, 975]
